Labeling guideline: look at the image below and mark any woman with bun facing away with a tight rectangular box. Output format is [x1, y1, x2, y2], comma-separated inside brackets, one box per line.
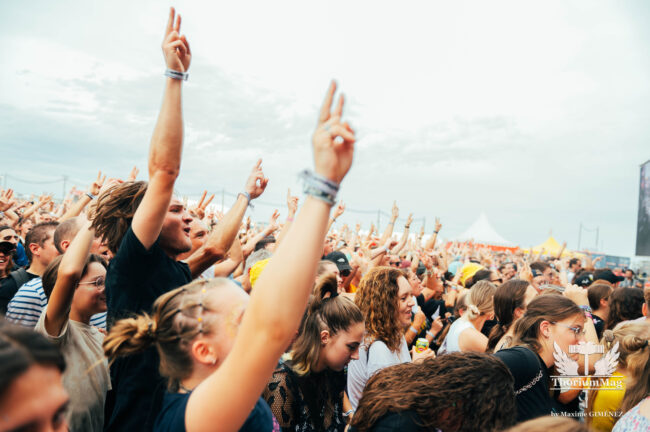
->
[103, 74, 357, 431]
[263, 274, 364, 431]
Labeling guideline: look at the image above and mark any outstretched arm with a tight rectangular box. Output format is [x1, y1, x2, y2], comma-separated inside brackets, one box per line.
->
[379, 201, 398, 245]
[131, 8, 191, 250]
[187, 81, 355, 432]
[44, 218, 95, 336]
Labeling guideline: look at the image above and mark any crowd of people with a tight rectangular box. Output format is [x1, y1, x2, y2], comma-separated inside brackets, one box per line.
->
[1, 8, 649, 432]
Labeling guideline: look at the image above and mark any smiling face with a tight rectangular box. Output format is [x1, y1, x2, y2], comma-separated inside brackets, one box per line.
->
[72, 261, 107, 317]
[159, 198, 193, 257]
[396, 276, 415, 328]
[407, 271, 423, 297]
[320, 321, 365, 371]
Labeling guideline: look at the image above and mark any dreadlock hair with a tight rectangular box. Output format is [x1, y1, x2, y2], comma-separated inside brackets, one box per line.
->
[103, 278, 231, 391]
[351, 352, 515, 432]
[355, 266, 405, 352]
[288, 274, 363, 376]
[90, 181, 148, 253]
[606, 287, 644, 330]
[0, 319, 66, 398]
[488, 279, 531, 352]
[511, 295, 582, 353]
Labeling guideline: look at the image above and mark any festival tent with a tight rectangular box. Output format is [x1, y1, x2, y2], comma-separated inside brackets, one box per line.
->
[454, 212, 515, 251]
[525, 236, 579, 258]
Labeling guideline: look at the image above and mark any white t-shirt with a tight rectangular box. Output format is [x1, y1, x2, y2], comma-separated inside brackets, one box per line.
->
[347, 336, 410, 410]
[35, 307, 111, 432]
[438, 318, 473, 354]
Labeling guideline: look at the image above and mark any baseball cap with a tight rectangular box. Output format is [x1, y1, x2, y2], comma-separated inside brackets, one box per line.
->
[0, 241, 16, 255]
[324, 251, 352, 277]
[593, 269, 625, 285]
[573, 272, 594, 287]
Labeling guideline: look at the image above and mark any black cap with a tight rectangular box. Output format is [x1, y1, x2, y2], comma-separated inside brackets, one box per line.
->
[594, 269, 625, 284]
[324, 251, 352, 276]
[0, 241, 16, 254]
[573, 272, 594, 287]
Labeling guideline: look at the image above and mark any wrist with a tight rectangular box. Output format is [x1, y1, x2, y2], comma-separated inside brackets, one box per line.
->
[164, 68, 189, 81]
[238, 192, 254, 209]
[408, 326, 418, 335]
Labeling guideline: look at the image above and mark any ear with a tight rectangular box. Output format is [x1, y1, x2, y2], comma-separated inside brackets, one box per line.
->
[643, 303, 648, 318]
[539, 320, 551, 338]
[28, 242, 40, 257]
[60, 240, 70, 252]
[600, 298, 608, 309]
[320, 329, 330, 346]
[191, 339, 218, 366]
[514, 307, 524, 320]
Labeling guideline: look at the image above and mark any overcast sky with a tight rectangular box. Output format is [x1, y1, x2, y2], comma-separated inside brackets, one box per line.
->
[1, 1, 649, 257]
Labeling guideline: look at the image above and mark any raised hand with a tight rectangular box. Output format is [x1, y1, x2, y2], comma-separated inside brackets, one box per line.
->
[405, 213, 413, 228]
[88, 171, 107, 196]
[163, 7, 191, 73]
[269, 209, 280, 230]
[434, 217, 442, 233]
[286, 189, 299, 217]
[312, 81, 355, 184]
[0, 189, 16, 212]
[391, 201, 399, 221]
[128, 166, 139, 181]
[192, 190, 214, 220]
[244, 159, 269, 200]
[333, 202, 345, 219]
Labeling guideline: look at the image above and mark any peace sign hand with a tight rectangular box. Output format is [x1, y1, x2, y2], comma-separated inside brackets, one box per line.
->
[163, 7, 191, 73]
[88, 171, 107, 196]
[312, 81, 355, 184]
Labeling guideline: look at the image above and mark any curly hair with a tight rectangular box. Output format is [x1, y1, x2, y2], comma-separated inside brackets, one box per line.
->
[606, 287, 644, 330]
[354, 266, 405, 352]
[351, 352, 516, 432]
[89, 181, 148, 253]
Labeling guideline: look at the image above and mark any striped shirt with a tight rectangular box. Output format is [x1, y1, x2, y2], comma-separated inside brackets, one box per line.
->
[6, 278, 106, 330]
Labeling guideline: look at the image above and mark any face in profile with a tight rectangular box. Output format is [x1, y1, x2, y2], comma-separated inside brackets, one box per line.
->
[396, 276, 415, 328]
[321, 321, 365, 371]
[159, 198, 193, 256]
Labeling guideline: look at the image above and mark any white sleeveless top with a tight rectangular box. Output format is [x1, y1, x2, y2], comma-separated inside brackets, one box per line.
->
[439, 318, 473, 354]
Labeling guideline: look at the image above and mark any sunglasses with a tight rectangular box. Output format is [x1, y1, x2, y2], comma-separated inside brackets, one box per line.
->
[0, 245, 16, 255]
[78, 276, 106, 290]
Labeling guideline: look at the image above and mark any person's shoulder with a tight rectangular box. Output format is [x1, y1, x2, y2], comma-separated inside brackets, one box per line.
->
[494, 345, 536, 365]
[155, 392, 190, 432]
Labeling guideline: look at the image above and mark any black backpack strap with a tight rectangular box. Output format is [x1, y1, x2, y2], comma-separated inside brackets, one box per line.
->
[9, 268, 29, 290]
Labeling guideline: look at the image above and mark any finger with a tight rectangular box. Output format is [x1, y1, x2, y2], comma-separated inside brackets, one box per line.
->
[97, 171, 102, 181]
[287, 188, 291, 199]
[166, 7, 175, 36]
[253, 158, 262, 171]
[180, 35, 191, 56]
[204, 194, 214, 207]
[333, 94, 344, 118]
[198, 190, 207, 207]
[174, 13, 181, 33]
[329, 124, 355, 143]
[318, 80, 337, 124]
[100, 175, 106, 185]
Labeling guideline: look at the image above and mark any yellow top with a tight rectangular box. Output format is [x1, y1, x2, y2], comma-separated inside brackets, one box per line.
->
[590, 371, 626, 432]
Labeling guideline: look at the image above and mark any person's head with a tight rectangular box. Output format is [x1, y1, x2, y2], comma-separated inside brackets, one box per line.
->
[530, 261, 552, 288]
[463, 280, 496, 322]
[468, 269, 501, 288]
[404, 268, 423, 298]
[242, 249, 272, 292]
[512, 295, 583, 360]
[616, 322, 650, 414]
[53, 217, 82, 254]
[17, 217, 34, 238]
[607, 287, 644, 330]
[104, 278, 249, 391]
[324, 251, 352, 278]
[355, 267, 414, 352]
[387, 255, 401, 268]
[176, 218, 209, 261]
[288, 274, 364, 375]
[0, 225, 19, 247]
[41, 254, 108, 319]
[25, 221, 60, 267]
[0, 320, 68, 432]
[488, 279, 537, 352]
[316, 260, 342, 292]
[644, 287, 650, 318]
[158, 197, 194, 257]
[568, 258, 581, 272]
[351, 353, 516, 432]
[587, 283, 613, 316]
[504, 416, 588, 432]
[625, 269, 635, 279]
[601, 322, 650, 373]
[254, 235, 276, 252]
[499, 262, 517, 281]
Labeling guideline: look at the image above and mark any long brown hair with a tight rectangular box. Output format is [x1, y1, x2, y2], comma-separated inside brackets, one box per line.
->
[288, 274, 363, 375]
[606, 287, 644, 330]
[90, 181, 147, 253]
[619, 324, 650, 414]
[511, 295, 582, 353]
[488, 279, 530, 352]
[354, 267, 405, 352]
[351, 353, 516, 432]
[103, 278, 230, 391]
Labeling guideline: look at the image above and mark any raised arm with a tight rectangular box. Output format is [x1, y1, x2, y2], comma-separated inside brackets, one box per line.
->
[185, 160, 268, 278]
[60, 172, 106, 222]
[327, 201, 345, 232]
[425, 217, 442, 251]
[275, 189, 298, 245]
[44, 219, 95, 336]
[379, 201, 398, 245]
[390, 213, 412, 255]
[131, 8, 190, 250]
[187, 81, 355, 432]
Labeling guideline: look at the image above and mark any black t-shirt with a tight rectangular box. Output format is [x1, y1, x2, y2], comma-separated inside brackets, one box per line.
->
[416, 295, 446, 320]
[592, 314, 605, 340]
[493, 346, 554, 423]
[103, 227, 192, 432]
[349, 410, 427, 432]
[154, 392, 273, 432]
[0, 270, 38, 314]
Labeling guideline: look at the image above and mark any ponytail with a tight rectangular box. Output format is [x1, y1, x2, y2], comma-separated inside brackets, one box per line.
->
[463, 281, 496, 321]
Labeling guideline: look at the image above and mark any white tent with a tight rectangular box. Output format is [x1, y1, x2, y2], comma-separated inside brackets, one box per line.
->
[455, 212, 513, 246]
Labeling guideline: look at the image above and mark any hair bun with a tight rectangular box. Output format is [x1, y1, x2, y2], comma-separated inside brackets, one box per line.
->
[469, 304, 480, 315]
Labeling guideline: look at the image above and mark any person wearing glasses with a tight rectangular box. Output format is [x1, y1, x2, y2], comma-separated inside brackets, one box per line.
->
[34, 218, 110, 432]
[493, 287, 599, 423]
